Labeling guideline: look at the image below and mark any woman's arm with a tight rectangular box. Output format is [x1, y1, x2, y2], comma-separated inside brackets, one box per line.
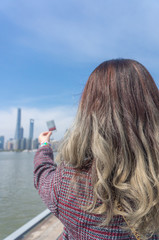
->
[34, 134, 63, 217]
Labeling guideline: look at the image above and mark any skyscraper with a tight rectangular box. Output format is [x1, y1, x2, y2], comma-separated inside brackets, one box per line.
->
[14, 108, 22, 150]
[15, 108, 21, 140]
[27, 119, 34, 150]
[20, 127, 24, 140]
[29, 119, 34, 139]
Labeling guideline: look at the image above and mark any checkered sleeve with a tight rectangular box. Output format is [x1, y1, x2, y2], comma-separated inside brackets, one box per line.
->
[34, 146, 63, 217]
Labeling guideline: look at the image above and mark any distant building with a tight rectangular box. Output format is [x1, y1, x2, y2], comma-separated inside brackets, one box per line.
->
[20, 138, 27, 150]
[20, 127, 24, 140]
[27, 119, 34, 150]
[15, 108, 21, 141]
[32, 138, 39, 149]
[0, 136, 4, 150]
[29, 119, 34, 140]
[26, 138, 31, 150]
[14, 108, 24, 150]
[6, 138, 14, 151]
[13, 140, 20, 150]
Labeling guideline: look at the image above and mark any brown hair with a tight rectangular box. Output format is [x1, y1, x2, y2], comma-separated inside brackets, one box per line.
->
[56, 59, 159, 239]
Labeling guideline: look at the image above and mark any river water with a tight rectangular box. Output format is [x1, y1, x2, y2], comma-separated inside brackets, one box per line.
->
[0, 151, 54, 240]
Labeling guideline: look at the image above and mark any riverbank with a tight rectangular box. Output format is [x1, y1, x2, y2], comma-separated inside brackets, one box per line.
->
[3, 210, 63, 240]
[23, 214, 63, 240]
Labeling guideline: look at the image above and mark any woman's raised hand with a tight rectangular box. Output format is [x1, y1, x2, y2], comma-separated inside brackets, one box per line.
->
[38, 131, 52, 144]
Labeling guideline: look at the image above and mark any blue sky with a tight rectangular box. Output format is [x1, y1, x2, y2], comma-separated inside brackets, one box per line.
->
[0, 0, 159, 141]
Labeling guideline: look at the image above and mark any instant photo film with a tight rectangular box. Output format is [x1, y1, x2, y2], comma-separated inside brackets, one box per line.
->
[46, 120, 56, 131]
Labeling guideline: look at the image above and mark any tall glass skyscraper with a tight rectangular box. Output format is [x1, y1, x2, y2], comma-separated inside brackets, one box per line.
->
[15, 108, 21, 140]
[20, 127, 24, 139]
[27, 119, 34, 150]
[29, 119, 34, 139]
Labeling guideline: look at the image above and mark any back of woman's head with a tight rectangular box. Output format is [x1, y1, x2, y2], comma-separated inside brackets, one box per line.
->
[57, 59, 159, 239]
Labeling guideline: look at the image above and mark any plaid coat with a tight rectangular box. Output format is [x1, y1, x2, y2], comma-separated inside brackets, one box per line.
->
[34, 146, 159, 240]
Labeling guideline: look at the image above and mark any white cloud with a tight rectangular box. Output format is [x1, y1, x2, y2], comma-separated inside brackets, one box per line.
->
[0, 106, 77, 142]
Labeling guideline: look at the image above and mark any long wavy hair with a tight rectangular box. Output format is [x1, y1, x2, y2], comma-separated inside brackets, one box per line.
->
[56, 59, 159, 239]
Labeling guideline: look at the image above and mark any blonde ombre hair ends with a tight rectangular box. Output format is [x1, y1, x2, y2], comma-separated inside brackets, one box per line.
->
[56, 59, 159, 239]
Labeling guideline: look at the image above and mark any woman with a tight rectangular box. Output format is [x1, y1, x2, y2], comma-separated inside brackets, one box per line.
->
[34, 59, 159, 239]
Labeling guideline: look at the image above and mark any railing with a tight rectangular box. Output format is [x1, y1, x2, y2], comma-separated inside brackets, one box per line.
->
[3, 209, 51, 240]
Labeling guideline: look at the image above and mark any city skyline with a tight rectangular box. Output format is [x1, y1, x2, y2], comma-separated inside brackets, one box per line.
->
[0, 106, 76, 143]
[0, 108, 36, 148]
[14, 108, 35, 141]
[4, 108, 37, 150]
[1, 107, 64, 151]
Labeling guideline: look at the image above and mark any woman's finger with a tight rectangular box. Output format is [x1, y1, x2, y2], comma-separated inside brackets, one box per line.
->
[41, 131, 50, 136]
